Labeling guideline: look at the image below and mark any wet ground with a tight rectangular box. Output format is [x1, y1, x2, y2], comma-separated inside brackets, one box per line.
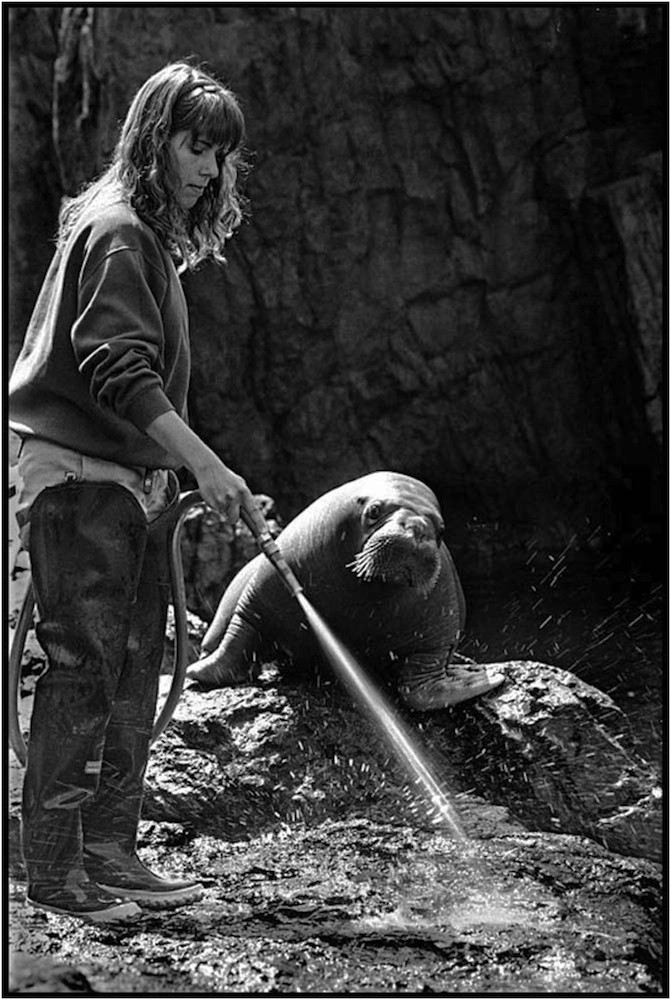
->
[8, 820, 663, 994]
[7, 536, 664, 995]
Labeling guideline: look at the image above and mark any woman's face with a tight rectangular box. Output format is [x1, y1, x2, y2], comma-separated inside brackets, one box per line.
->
[168, 130, 220, 209]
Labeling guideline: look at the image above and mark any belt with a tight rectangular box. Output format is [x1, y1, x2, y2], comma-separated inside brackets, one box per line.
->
[62, 467, 157, 493]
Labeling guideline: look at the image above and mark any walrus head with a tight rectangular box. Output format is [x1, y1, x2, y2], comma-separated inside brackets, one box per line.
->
[347, 496, 443, 596]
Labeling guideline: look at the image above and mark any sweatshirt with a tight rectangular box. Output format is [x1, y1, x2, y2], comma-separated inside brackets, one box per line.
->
[9, 197, 191, 470]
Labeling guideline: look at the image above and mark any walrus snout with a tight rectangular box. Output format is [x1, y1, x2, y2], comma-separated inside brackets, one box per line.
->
[347, 510, 441, 592]
[374, 507, 440, 544]
[396, 512, 434, 543]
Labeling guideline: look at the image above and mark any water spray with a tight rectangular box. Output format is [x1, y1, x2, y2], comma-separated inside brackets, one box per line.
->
[295, 594, 468, 839]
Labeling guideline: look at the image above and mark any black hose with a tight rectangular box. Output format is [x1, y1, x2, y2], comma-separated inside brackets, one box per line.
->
[151, 489, 205, 742]
[8, 579, 34, 767]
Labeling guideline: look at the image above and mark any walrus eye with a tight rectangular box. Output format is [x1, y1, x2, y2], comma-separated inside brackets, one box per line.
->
[366, 501, 384, 523]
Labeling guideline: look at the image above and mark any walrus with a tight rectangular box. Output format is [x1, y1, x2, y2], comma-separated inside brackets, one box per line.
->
[186, 471, 504, 711]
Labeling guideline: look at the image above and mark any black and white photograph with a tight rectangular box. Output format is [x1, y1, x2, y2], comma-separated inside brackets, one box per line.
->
[6, 4, 665, 995]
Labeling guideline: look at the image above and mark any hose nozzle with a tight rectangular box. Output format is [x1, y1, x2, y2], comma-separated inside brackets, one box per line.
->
[241, 504, 304, 599]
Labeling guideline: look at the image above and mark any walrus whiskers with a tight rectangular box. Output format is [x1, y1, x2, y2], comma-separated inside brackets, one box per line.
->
[347, 534, 441, 596]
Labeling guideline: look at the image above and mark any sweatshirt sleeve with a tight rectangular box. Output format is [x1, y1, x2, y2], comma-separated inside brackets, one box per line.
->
[72, 230, 176, 431]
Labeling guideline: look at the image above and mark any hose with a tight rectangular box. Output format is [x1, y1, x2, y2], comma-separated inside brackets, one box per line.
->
[239, 505, 304, 598]
[150, 489, 205, 743]
[8, 579, 35, 767]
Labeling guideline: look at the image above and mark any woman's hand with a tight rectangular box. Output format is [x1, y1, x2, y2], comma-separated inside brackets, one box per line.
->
[190, 459, 253, 524]
[144, 410, 255, 522]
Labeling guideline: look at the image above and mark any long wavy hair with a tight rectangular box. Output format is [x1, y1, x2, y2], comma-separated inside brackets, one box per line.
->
[58, 61, 248, 269]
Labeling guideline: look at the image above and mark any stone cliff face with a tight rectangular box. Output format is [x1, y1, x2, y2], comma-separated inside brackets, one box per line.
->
[7, 6, 664, 560]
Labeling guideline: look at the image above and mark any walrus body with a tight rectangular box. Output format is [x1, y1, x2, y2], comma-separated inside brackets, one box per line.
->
[187, 471, 504, 711]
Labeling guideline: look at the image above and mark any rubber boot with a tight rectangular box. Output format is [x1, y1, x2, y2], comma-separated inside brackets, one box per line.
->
[82, 480, 204, 909]
[22, 482, 147, 923]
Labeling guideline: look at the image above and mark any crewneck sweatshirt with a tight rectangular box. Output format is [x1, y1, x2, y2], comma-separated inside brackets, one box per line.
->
[9, 198, 191, 470]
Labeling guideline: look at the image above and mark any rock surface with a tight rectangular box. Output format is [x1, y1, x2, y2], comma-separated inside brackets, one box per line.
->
[425, 659, 662, 862]
[9, 651, 660, 863]
[142, 657, 661, 865]
[8, 810, 664, 994]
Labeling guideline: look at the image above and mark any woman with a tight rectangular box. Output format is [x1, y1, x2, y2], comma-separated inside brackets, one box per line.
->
[9, 61, 257, 923]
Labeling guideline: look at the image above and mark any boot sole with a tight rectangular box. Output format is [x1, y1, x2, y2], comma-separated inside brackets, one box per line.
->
[27, 897, 142, 923]
[97, 882, 204, 909]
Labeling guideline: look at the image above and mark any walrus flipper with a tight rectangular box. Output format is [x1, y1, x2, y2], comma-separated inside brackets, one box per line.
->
[398, 653, 506, 712]
[186, 557, 265, 689]
[200, 557, 261, 656]
[187, 609, 264, 689]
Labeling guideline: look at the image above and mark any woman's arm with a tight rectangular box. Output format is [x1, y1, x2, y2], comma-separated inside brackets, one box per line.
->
[145, 409, 254, 524]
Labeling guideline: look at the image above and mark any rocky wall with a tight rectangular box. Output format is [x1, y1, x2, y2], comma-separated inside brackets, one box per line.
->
[7, 5, 664, 561]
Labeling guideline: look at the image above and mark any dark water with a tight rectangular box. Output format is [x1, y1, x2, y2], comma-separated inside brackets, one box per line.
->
[459, 546, 663, 768]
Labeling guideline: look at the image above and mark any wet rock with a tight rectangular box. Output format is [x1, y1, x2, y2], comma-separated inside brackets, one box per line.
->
[8, 820, 662, 994]
[9, 952, 93, 994]
[139, 657, 661, 866]
[144, 676, 458, 838]
[428, 660, 662, 862]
